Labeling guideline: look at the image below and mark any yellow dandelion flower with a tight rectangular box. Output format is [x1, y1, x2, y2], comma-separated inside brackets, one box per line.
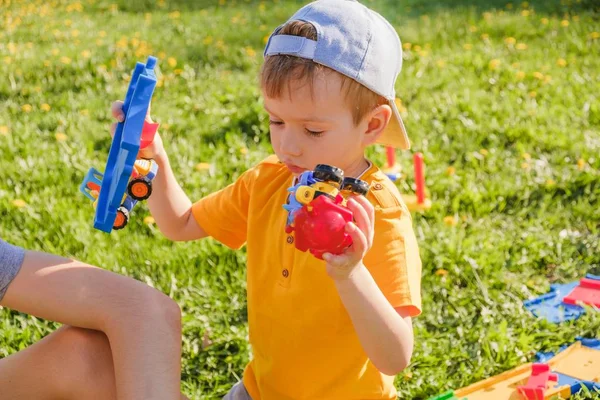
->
[174, 68, 183, 75]
[263, 34, 270, 44]
[144, 216, 155, 225]
[521, 162, 530, 169]
[168, 11, 180, 19]
[516, 43, 528, 50]
[79, 109, 89, 116]
[51, 48, 59, 55]
[589, 32, 599, 40]
[546, 179, 556, 186]
[544, 75, 552, 83]
[99, 30, 107, 37]
[489, 59, 501, 70]
[167, 57, 177, 67]
[521, 10, 530, 16]
[41, 103, 51, 112]
[577, 159, 585, 170]
[402, 42, 412, 50]
[504, 37, 516, 45]
[533, 71, 544, 80]
[96, 39, 103, 46]
[12, 199, 27, 208]
[195, 162, 212, 171]
[81, 49, 91, 58]
[413, 45, 422, 52]
[483, 12, 493, 20]
[557, 58, 567, 67]
[203, 35, 213, 45]
[65, 19, 72, 26]
[22, 104, 33, 112]
[60, 56, 71, 64]
[463, 43, 473, 50]
[436, 59, 446, 68]
[522, 152, 531, 159]
[435, 269, 449, 276]
[71, 29, 79, 37]
[529, 91, 537, 97]
[512, 62, 520, 68]
[443, 216, 458, 226]
[0, 126, 9, 136]
[479, 148, 489, 156]
[469, 25, 478, 32]
[43, 60, 51, 67]
[245, 47, 256, 57]
[55, 132, 68, 141]
[446, 166, 456, 176]
[4, 56, 11, 64]
[259, 24, 267, 31]
[516, 71, 526, 80]
[541, 17, 549, 24]
[561, 20, 569, 27]
[481, 33, 489, 40]
[240, 147, 249, 155]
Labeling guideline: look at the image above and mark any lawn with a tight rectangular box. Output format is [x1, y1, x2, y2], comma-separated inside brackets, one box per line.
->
[0, 0, 599, 398]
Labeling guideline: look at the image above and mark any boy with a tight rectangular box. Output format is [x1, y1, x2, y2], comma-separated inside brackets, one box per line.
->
[112, 0, 422, 398]
[0, 239, 187, 400]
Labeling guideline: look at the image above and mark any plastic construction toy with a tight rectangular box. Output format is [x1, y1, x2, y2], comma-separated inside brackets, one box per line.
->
[283, 164, 369, 260]
[79, 56, 160, 233]
[384, 146, 432, 212]
[524, 274, 600, 323]
[427, 338, 600, 400]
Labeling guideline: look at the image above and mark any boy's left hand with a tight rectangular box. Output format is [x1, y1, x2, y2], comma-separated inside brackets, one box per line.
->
[323, 196, 374, 281]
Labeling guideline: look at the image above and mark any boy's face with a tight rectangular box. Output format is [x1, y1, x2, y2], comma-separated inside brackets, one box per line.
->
[263, 72, 370, 178]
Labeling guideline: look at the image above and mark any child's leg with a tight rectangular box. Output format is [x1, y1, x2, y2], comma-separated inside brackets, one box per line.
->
[0, 326, 117, 399]
[0, 246, 184, 400]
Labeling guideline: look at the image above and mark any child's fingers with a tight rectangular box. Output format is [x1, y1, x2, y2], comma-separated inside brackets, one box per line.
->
[110, 122, 117, 138]
[345, 221, 368, 255]
[111, 100, 125, 122]
[352, 195, 375, 227]
[346, 198, 371, 239]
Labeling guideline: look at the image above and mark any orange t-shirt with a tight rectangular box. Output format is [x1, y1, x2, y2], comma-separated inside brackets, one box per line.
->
[192, 155, 422, 400]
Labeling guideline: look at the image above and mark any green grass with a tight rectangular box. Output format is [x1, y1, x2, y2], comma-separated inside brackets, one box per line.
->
[1, 0, 599, 398]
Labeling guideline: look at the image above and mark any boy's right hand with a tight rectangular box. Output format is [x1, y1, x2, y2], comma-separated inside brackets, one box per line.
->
[110, 100, 165, 160]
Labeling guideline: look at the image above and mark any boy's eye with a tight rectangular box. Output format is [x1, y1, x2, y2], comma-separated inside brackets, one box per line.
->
[269, 120, 284, 126]
[305, 128, 324, 137]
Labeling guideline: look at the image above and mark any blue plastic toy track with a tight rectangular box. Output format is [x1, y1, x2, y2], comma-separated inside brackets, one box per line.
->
[94, 56, 158, 233]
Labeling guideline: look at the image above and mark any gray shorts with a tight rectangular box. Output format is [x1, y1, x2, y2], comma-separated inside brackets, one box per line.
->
[223, 381, 252, 400]
[0, 239, 25, 302]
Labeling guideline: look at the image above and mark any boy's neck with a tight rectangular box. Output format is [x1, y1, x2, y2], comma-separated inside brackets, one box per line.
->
[344, 157, 370, 179]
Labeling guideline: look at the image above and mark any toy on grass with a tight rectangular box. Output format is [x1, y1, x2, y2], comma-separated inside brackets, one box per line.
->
[283, 164, 369, 260]
[524, 273, 600, 323]
[385, 147, 432, 212]
[428, 339, 600, 400]
[79, 56, 160, 233]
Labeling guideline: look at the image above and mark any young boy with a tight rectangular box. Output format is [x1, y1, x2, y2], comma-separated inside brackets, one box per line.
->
[0, 239, 187, 400]
[112, 0, 422, 398]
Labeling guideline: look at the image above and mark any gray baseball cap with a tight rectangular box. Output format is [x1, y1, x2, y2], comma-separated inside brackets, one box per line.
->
[264, 0, 410, 150]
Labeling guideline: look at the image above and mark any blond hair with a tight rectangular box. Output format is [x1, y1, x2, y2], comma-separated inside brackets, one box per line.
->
[260, 21, 387, 125]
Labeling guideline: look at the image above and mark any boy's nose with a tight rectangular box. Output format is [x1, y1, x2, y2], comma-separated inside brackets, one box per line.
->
[279, 130, 302, 157]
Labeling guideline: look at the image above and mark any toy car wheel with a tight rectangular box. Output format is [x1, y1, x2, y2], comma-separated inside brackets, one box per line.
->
[128, 178, 152, 201]
[314, 164, 344, 187]
[113, 206, 130, 230]
[341, 177, 370, 196]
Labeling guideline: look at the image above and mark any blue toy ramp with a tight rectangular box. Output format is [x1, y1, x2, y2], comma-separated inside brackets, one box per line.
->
[94, 56, 158, 233]
[523, 281, 584, 323]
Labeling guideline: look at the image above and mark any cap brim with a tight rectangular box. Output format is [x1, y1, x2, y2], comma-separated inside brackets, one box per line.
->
[377, 98, 410, 150]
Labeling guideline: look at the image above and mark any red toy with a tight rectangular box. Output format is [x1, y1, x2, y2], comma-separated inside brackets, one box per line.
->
[563, 277, 600, 308]
[283, 164, 369, 260]
[517, 363, 558, 400]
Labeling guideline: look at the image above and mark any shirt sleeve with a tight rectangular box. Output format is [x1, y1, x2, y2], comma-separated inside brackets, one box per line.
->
[191, 166, 258, 250]
[363, 205, 422, 317]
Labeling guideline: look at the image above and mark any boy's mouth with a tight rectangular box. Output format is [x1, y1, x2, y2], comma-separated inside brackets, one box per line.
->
[284, 163, 306, 174]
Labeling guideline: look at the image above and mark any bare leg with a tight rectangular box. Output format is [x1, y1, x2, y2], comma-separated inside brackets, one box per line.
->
[1, 250, 188, 400]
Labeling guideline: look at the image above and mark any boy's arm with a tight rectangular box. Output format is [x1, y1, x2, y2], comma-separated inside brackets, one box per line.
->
[147, 151, 208, 241]
[334, 265, 414, 376]
[323, 196, 418, 376]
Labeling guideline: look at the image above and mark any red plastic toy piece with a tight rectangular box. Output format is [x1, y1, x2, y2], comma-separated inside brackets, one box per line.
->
[563, 278, 600, 308]
[140, 120, 159, 150]
[414, 152, 425, 204]
[289, 195, 353, 260]
[386, 146, 395, 169]
[517, 363, 558, 400]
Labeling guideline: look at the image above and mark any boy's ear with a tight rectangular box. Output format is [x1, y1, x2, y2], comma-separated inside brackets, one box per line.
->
[362, 104, 392, 146]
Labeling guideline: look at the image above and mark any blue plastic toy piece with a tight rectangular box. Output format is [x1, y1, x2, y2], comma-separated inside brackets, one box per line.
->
[523, 281, 584, 323]
[79, 167, 104, 201]
[283, 171, 317, 227]
[90, 56, 158, 233]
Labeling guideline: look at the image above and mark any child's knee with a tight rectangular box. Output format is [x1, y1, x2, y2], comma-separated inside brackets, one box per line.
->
[146, 290, 182, 334]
